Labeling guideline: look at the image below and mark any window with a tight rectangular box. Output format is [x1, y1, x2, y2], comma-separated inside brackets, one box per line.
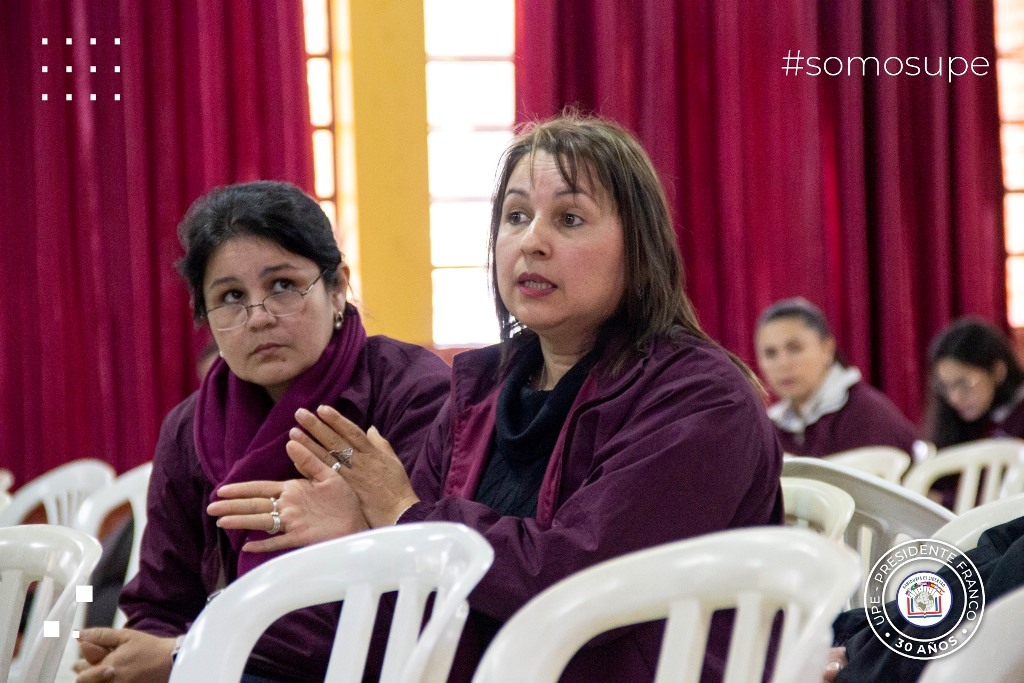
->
[424, 0, 515, 346]
[997, 0, 1024, 325]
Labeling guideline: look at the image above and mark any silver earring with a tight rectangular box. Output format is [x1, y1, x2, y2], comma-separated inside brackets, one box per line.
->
[334, 309, 344, 330]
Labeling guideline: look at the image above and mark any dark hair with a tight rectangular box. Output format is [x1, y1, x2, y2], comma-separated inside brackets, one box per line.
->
[756, 297, 845, 366]
[176, 181, 342, 321]
[487, 112, 758, 387]
[926, 317, 1024, 447]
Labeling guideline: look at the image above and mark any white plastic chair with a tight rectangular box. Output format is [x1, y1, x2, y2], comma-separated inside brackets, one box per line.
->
[821, 446, 912, 483]
[170, 522, 494, 683]
[917, 583, 1024, 683]
[782, 458, 954, 607]
[0, 459, 116, 527]
[781, 477, 856, 540]
[931, 492, 1024, 550]
[0, 492, 10, 515]
[0, 525, 102, 683]
[71, 461, 152, 625]
[0, 468, 13, 493]
[903, 438, 1024, 513]
[472, 527, 860, 683]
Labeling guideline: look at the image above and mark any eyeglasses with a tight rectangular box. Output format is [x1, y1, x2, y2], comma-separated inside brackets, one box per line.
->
[932, 374, 983, 399]
[205, 271, 326, 331]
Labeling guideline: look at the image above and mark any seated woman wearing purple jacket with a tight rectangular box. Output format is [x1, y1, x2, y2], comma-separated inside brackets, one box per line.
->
[755, 298, 920, 457]
[927, 317, 1024, 447]
[73, 182, 451, 683]
[212, 114, 783, 681]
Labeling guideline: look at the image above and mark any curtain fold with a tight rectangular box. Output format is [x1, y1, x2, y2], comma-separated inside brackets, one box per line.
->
[0, 0, 313, 487]
[515, 0, 1004, 423]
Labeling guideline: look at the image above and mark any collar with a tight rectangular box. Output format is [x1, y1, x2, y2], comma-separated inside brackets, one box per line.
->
[768, 363, 861, 434]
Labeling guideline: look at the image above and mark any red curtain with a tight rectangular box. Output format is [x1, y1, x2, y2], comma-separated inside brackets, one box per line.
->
[0, 0, 312, 487]
[515, 0, 1004, 423]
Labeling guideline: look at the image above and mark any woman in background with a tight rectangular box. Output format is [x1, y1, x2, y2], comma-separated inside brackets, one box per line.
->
[927, 316, 1024, 447]
[755, 297, 919, 457]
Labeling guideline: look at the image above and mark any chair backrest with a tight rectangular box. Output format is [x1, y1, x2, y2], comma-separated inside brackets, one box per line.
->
[931, 493, 1024, 550]
[917, 583, 1024, 683]
[472, 527, 860, 683]
[903, 438, 1024, 513]
[821, 446, 912, 483]
[0, 468, 12, 493]
[782, 458, 954, 607]
[0, 525, 102, 683]
[0, 459, 116, 527]
[781, 477, 856, 540]
[71, 462, 152, 626]
[0, 492, 10, 515]
[169, 522, 494, 683]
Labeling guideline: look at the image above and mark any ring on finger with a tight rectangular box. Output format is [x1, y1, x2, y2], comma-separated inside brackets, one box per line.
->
[328, 446, 355, 469]
[268, 510, 281, 535]
[332, 461, 342, 472]
[269, 496, 278, 514]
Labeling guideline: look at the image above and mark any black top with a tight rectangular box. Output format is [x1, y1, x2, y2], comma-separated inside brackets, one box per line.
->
[475, 343, 595, 517]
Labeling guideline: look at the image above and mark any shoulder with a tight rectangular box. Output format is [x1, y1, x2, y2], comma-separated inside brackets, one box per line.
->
[631, 334, 760, 401]
[159, 391, 198, 445]
[364, 335, 450, 371]
[844, 381, 911, 422]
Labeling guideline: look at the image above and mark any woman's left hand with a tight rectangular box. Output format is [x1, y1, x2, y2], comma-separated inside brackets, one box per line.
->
[289, 405, 420, 528]
[208, 470, 369, 553]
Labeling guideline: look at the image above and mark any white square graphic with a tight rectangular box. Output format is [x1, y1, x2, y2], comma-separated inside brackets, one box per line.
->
[66, 93, 72, 101]
[90, 93, 96, 101]
[114, 66, 120, 73]
[90, 65, 96, 73]
[66, 38, 72, 45]
[41, 38, 48, 45]
[41, 66, 47, 73]
[90, 38, 96, 45]
[114, 38, 121, 45]
[114, 94, 121, 101]
[66, 65, 72, 73]
[43, 621, 59, 638]
[76, 585, 93, 603]
[41, 94, 48, 101]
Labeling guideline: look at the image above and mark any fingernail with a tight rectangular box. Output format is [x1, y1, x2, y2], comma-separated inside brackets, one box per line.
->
[316, 404, 331, 415]
[296, 408, 310, 418]
[825, 662, 841, 672]
[368, 426, 379, 436]
[289, 427, 303, 439]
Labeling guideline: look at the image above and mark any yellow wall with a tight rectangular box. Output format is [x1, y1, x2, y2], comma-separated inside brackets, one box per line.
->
[346, 0, 432, 344]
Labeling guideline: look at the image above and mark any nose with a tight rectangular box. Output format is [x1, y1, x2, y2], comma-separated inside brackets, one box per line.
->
[519, 217, 549, 257]
[245, 302, 276, 328]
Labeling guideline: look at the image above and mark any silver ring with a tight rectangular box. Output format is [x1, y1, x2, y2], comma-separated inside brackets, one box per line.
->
[328, 446, 354, 469]
[268, 510, 281, 535]
[269, 496, 278, 514]
[332, 461, 342, 472]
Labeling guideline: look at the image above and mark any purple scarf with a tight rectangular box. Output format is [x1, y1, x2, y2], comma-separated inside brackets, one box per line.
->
[194, 305, 367, 576]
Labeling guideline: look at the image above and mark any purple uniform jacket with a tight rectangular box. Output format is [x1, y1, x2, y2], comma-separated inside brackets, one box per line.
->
[400, 333, 784, 682]
[775, 381, 920, 457]
[119, 336, 450, 682]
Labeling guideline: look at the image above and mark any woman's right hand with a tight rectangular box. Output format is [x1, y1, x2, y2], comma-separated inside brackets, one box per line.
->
[73, 628, 175, 683]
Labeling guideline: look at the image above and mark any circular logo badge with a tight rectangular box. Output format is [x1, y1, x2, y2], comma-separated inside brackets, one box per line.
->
[896, 571, 951, 627]
[863, 539, 985, 660]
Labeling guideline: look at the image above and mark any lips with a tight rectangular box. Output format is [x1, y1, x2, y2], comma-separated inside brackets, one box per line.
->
[516, 270, 557, 294]
[252, 342, 284, 355]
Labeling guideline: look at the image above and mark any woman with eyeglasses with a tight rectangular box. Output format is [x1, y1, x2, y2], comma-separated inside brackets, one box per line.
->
[927, 317, 1024, 448]
[73, 181, 451, 683]
[755, 297, 920, 457]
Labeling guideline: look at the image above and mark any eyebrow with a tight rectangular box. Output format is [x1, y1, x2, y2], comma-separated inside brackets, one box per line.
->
[503, 186, 597, 202]
[205, 263, 303, 291]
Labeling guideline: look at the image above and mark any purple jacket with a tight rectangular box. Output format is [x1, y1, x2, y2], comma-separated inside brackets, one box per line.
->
[775, 381, 920, 457]
[120, 336, 450, 682]
[400, 333, 784, 682]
